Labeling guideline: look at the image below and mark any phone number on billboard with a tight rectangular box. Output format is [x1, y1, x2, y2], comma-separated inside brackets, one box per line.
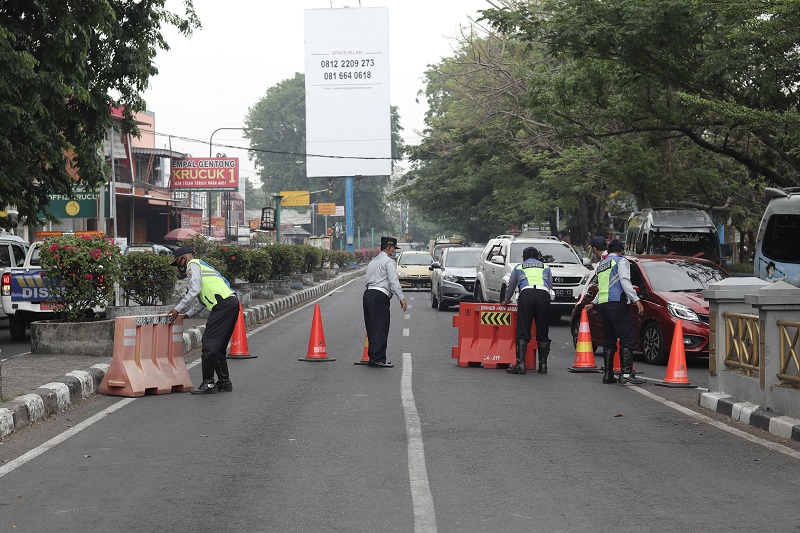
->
[323, 71, 372, 81]
[320, 59, 375, 68]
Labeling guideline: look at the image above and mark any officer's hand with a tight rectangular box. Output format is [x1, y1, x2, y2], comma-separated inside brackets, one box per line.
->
[585, 303, 594, 312]
[400, 298, 407, 312]
[168, 308, 180, 323]
[502, 301, 511, 306]
[635, 301, 644, 316]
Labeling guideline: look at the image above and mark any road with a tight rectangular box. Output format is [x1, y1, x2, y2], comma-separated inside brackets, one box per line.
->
[1, 279, 799, 532]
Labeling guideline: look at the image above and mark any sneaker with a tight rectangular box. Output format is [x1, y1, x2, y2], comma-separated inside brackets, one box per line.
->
[216, 380, 233, 392]
[620, 373, 646, 385]
[190, 380, 216, 394]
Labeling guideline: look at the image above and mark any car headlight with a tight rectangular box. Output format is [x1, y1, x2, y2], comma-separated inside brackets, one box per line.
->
[397, 271, 408, 278]
[667, 301, 700, 322]
[580, 274, 590, 285]
[442, 274, 458, 282]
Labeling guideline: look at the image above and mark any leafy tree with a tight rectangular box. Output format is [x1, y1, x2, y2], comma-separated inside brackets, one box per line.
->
[244, 73, 404, 235]
[0, 0, 200, 229]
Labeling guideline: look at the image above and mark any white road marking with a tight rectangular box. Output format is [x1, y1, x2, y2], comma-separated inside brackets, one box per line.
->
[403, 329, 410, 336]
[401, 353, 438, 532]
[0, 398, 136, 478]
[405, 314, 411, 320]
[631, 386, 800, 460]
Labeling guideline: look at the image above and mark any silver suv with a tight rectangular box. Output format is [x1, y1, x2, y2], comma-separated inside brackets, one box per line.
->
[473, 235, 592, 317]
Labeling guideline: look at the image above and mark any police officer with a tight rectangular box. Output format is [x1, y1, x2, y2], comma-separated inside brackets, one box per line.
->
[590, 235, 608, 263]
[362, 236, 407, 368]
[168, 246, 240, 394]
[502, 246, 552, 375]
[585, 239, 646, 385]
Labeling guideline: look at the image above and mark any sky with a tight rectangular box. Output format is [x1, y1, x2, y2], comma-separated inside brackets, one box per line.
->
[142, 0, 492, 185]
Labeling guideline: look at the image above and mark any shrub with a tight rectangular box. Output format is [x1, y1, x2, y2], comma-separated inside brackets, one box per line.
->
[208, 244, 251, 284]
[330, 250, 356, 267]
[301, 245, 324, 273]
[246, 248, 273, 283]
[39, 234, 122, 322]
[356, 248, 378, 263]
[119, 252, 178, 305]
[178, 233, 216, 256]
[264, 244, 305, 278]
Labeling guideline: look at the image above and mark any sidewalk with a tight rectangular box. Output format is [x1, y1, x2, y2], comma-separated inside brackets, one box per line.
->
[0, 269, 365, 439]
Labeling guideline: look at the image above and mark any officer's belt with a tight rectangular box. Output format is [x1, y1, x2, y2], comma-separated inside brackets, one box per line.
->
[367, 286, 391, 297]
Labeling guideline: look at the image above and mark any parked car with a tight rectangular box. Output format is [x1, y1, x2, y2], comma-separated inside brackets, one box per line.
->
[395, 250, 434, 290]
[570, 255, 729, 364]
[429, 247, 482, 310]
[0, 235, 30, 319]
[123, 242, 172, 256]
[474, 235, 592, 318]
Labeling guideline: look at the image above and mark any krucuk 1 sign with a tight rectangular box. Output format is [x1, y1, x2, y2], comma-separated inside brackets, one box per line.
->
[171, 157, 239, 190]
[304, 8, 392, 178]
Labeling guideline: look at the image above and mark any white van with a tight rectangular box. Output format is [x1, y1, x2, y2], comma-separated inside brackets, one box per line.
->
[754, 187, 800, 287]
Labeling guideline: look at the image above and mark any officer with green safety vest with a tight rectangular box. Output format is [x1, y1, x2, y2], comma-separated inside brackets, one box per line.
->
[502, 246, 553, 375]
[168, 246, 240, 394]
[585, 239, 645, 385]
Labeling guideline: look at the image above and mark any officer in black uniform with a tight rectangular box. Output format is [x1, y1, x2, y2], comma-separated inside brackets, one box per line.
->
[502, 246, 553, 375]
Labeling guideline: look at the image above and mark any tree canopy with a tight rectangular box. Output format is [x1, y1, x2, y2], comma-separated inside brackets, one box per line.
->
[0, 0, 199, 228]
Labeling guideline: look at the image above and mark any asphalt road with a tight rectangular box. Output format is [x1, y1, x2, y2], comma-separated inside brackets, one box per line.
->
[2, 280, 799, 532]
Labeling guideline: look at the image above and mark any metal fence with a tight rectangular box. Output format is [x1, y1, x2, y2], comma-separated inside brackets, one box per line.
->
[778, 320, 800, 384]
[723, 312, 760, 376]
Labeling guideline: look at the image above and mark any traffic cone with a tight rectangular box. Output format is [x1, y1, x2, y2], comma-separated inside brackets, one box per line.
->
[354, 333, 370, 365]
[299, 304, 336, 362]
[655, 321, 696, 388]
[228, 304, 257, 359]
[568, 309, 601, 373]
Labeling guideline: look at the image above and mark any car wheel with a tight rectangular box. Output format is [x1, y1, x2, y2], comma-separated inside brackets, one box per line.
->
[570, 317, 579, 347]
[9, 315, 26, 342]
[474, 282, 484, 303]
[437, 291, 449, 311]
[431, 288, 438, 308]
[641, 322, 668, 365]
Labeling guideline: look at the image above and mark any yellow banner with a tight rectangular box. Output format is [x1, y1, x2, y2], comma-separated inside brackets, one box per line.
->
[317, 202, 336, 215]
[280, 191, 310, 206]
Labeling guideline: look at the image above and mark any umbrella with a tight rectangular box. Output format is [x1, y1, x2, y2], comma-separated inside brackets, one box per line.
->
[164, 227, 200, 241]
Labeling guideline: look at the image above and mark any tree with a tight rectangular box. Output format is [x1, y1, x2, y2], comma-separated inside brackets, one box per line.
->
[244, 73, 405, 235]
[0, 1, 200, 229]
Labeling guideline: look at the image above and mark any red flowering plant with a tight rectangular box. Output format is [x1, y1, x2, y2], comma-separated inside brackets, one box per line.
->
[38, 234, 122, 322]
[208, 244, 251, 285]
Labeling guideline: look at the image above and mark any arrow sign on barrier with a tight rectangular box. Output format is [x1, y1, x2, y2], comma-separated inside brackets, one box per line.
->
[481, 312, 511, 326]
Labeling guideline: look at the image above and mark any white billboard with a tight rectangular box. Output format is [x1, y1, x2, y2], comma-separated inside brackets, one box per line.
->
[304, 8, 392, 178]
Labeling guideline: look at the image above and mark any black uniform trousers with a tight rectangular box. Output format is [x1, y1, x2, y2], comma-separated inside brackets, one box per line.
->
[598, 300, 635, 352]
[200, 295, 240, 381]
[516, 288, 551, 343]
[363, 289, 391, 364]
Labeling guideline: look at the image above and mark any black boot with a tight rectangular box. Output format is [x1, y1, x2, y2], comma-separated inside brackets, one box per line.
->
[620, 347, 646, 384]
[602, 348, 617, 384]
[190, 379, 216, 394]
[215, 357, 233, 392]
[537, 341, 550, 374]
[507, 340, 527, 374]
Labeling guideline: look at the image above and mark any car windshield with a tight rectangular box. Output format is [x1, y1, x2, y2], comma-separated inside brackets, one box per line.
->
[647, 231, 720, 261]
[643, 259, 728, 292]
[399, 253, 434, 266]
[444, 249, 482, 268]
[510, 242, 579, 264]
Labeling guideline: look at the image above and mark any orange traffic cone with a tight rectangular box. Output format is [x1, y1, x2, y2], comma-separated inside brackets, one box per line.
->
[299, 304, 336, 362]
[568, 309, 601, 373]
[655, 321, 696, 388]
[354, 333, 370, 365]
[228, 304, 257, 359]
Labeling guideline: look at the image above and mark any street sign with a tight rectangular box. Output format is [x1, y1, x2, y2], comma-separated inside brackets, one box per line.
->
[280, 191, 310, 206]
[318, 202, 336, 215]
[327, 227, 334, 236]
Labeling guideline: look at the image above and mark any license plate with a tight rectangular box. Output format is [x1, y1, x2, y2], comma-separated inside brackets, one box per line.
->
[39, 302, 57, 310]
[554, 289, 572, 297]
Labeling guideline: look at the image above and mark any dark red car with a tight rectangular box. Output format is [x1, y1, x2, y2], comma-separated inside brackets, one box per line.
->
[570, 256, 729, 364]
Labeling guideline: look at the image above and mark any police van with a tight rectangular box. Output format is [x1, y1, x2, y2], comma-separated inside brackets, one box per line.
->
[754, 187, 800, 287]
[624, 208, 725, 265]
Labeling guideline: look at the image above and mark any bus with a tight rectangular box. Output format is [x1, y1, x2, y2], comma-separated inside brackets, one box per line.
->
[624, 208, 725, 265]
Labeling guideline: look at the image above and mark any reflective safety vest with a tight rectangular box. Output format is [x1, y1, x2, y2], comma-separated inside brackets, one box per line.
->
[190, 259, 235, 311]
[514, 260, 547, 289]
[596, 255, 624, 303]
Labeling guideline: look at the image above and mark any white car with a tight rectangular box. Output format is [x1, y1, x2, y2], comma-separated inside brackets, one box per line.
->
[474, 235, 592, 318]
[429, 247, 482, 310]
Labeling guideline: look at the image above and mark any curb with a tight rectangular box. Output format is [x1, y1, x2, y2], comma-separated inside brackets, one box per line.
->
[700, 391, 800, 442]
[0, 269, 365, 440]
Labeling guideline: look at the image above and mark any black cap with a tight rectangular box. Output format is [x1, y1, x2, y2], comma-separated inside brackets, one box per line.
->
[170, 246, 193, 265]
[591, 236, 607, 250]
[608, 239, 624, 253]
[523, 247, 539, 261]
[381, 236, 398, 249]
